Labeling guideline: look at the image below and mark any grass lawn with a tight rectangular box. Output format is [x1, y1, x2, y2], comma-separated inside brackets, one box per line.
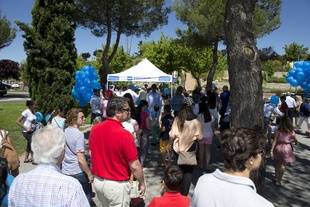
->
[0, 101, 26, 155]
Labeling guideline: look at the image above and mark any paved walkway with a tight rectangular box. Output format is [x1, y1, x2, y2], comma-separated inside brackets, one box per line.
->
[18, 122, 310, 207]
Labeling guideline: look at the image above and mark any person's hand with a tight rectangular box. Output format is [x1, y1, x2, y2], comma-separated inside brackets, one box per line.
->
[270, 151, 274, 160]
[138, 182, 146, 196]
[87, 173, 94, 183]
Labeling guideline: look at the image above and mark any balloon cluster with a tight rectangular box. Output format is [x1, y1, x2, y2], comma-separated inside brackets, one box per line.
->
[286, 61, 310, 89]
[71, 65, 101, 106]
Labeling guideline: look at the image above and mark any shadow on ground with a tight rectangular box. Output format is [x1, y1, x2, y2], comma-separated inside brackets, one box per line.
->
[144, 133, 310, 207]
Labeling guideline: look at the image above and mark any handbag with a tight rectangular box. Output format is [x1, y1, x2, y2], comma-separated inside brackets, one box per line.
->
[177, 141, 198, 166]
[177, 151, 197, 166]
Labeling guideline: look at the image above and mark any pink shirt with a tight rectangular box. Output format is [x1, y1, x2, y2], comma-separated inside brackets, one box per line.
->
[140, 111, 149, 130]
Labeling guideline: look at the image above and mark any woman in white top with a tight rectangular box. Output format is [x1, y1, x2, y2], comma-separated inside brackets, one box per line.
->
[192, 129, 273, 207]
[169, 105, 203, 196]
[197, 96, 214, 172]
[16, 100, 36, 163]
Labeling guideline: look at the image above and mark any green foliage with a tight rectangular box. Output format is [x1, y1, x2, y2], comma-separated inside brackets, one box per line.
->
[253, 0, 281, 37]
[19, 61, 29, 85]
[138, 36, 184, 74]
[0, 102, 26, 155]
[77, 46, 133, 73]
[262, 59, 282, 81]
[174, 0, 281, 41]
[16, 0, 77, 113]
[0, 59, 20, 80]
[139, 36, 227, 85]
[0, 13, 16, 50]
[74, 0, 169, 84]
[284, 42, 309, 62]
[81, 52, 90, 60]
[109, 47, 134, 73]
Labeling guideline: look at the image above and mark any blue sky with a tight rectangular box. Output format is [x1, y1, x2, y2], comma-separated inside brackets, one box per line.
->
[0, 0, 309, 63]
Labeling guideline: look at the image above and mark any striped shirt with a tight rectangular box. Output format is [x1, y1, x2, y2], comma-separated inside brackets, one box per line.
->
[8, 164, 89, 207]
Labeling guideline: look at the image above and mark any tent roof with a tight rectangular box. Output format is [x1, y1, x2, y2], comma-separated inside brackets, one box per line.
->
[107, 58, 173, 82]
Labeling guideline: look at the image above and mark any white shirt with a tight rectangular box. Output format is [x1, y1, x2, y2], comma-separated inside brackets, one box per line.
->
[90, 95, 101, 114]
[197, 114, 214, 138]
[285, 96, 297, 108]
[121, 89, 139, 104]
[8, 164, 89, 207]
[21, 108, 36, 132]
[192, 169, 274, 207]
[264, 103, 275, 118]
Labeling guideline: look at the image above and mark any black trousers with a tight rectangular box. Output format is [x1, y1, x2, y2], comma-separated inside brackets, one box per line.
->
[22, 131, 33, 153]
[179, 164, 195, 196]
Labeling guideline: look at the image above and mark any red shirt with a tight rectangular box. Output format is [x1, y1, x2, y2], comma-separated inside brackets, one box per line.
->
[148, 192, 190, 207]
[89, 118, 138, 181]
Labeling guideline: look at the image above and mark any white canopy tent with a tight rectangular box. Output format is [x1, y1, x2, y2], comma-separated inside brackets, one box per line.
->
[107, 58, 175, 83]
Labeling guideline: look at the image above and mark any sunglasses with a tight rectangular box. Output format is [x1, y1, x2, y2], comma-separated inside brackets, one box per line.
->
[122, 108, 131, 112]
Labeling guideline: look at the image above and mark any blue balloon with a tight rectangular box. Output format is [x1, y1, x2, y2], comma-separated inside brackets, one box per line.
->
[290, 79, 299, 87]
[296, 72, 305, 82]
[72, 65, 100, 106]
[35, 112, 44, 123]
[270, 95, 279, 106]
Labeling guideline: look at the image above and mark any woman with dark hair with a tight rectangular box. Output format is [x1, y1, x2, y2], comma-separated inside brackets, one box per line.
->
[123, 93, 136, 119]
[136, 100, 151, 166]
[122, 93, 140, 148]
[192, 129, 273, 207]
[169, 105, 202, 195]
[197, 96, 214, 172]
[271, 116, 297, 186]
[62, 108, 94, 204]
[0, 158, 14, 207]
[16, 100, 36, 163]
[171, 86, 185, 116]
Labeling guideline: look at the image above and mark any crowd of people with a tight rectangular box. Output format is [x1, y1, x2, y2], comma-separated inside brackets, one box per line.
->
[0, 82, 308, 207]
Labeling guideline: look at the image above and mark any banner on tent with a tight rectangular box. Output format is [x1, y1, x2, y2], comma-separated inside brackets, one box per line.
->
[107, 75, 173, 82]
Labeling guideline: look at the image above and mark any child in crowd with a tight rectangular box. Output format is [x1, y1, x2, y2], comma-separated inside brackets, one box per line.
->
[148, 165, 190, 207]
[159, 105, 174, 166]
[271, 116, 298, 186]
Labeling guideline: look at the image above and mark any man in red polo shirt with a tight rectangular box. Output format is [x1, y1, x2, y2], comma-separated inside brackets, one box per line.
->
[89, 97, 145, 207]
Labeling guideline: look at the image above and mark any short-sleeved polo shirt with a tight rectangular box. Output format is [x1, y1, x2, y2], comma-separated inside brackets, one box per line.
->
[89, 118, 138, 181]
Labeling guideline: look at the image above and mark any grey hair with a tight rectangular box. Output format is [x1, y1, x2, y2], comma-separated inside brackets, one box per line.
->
[31, 126, 65, 164]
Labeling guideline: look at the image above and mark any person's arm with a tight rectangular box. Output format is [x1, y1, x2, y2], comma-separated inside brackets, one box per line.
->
[76, 132, 93, 182]
[129, 159, 146, 196]
[169, 118, 178, 140]
[77, 152, 93, 182]
[195, 120, 204, 140]
[16, 116, 29, 131]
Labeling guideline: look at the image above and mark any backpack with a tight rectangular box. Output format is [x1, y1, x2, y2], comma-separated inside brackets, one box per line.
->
[0, 130, 20, 176]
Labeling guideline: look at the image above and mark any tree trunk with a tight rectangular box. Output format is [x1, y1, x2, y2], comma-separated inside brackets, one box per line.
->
[224, 0, 263, 130]
[206, 41, 219, 90]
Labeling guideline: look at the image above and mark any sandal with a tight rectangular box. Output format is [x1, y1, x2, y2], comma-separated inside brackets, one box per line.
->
[24, 159, 30, 163]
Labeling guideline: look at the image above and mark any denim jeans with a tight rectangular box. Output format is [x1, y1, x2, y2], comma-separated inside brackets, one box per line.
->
[70, 172, 92, 202]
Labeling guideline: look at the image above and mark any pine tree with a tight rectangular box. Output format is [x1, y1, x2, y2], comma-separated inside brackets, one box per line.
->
[17, 0, 77, 113]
